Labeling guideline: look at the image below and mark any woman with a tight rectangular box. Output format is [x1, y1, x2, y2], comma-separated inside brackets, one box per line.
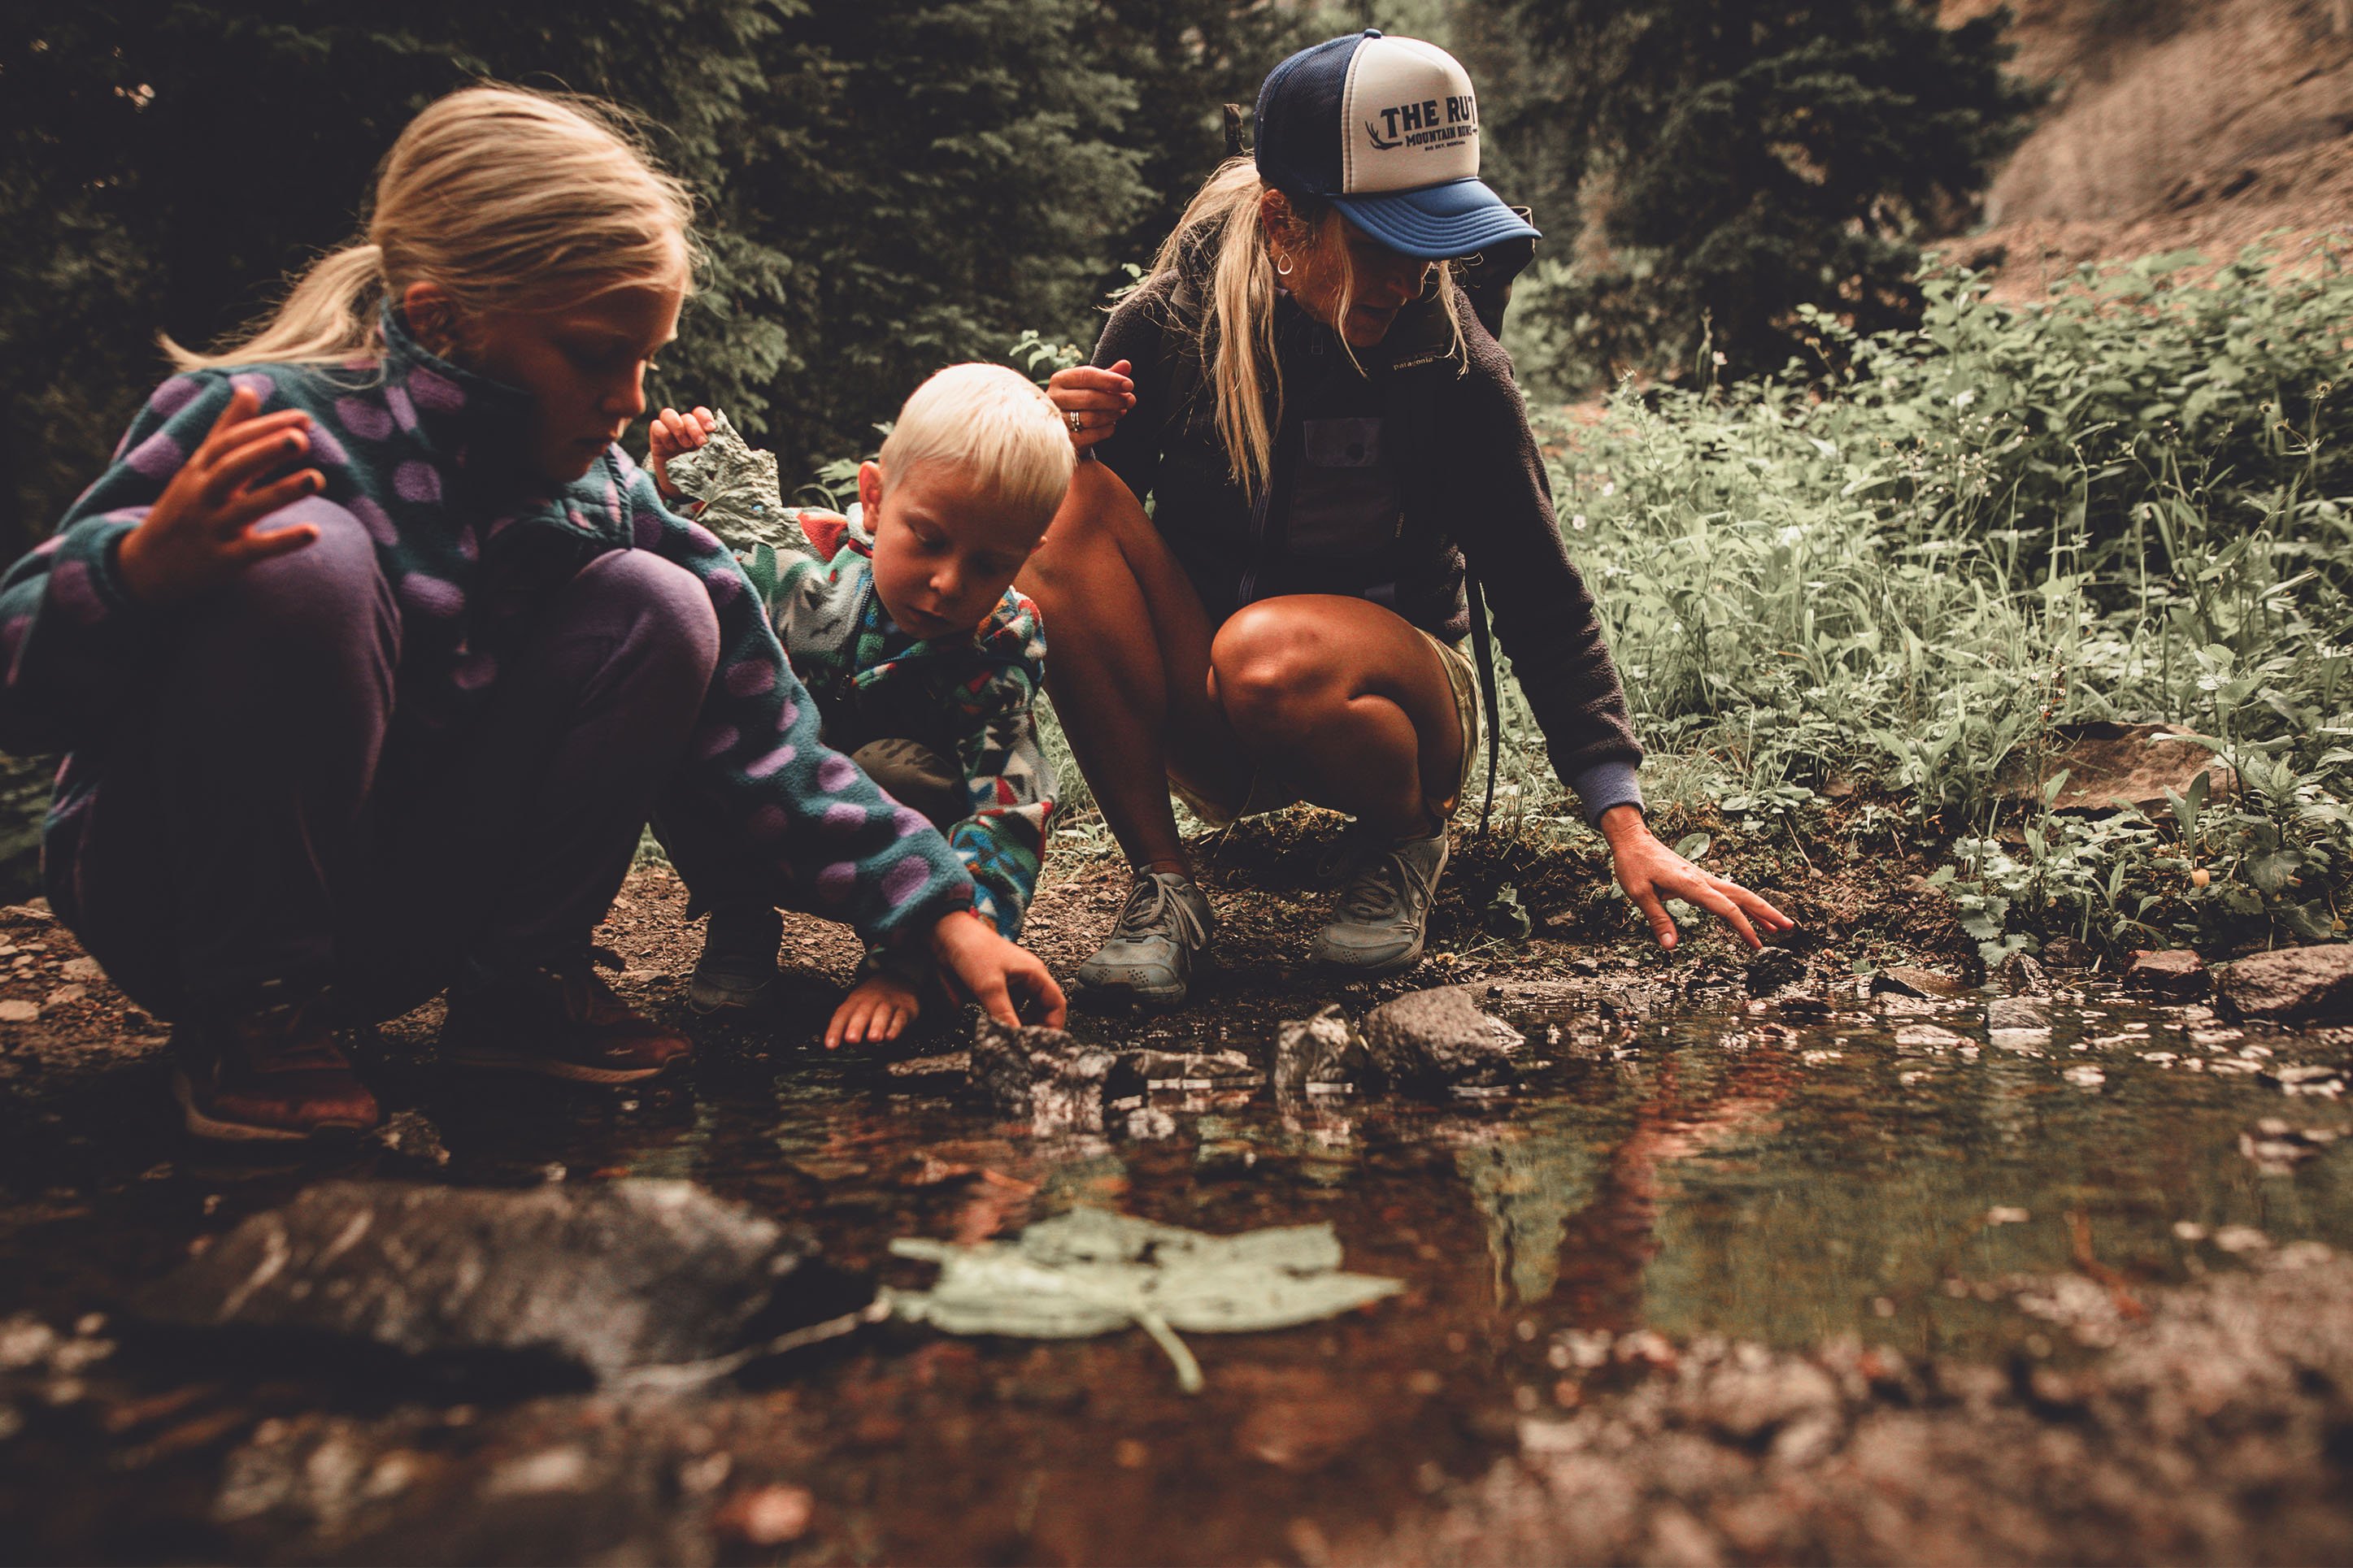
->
[1020, 31, 1790, 1005]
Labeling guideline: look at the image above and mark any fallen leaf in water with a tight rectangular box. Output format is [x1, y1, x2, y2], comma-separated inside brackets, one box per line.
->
[885, 1208, 1403, 1392]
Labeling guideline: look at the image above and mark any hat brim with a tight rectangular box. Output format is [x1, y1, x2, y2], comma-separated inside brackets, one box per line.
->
[1330, 178, 1540, 261]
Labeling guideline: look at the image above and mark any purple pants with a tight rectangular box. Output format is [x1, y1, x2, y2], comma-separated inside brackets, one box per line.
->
[51, 501, 720, 1021]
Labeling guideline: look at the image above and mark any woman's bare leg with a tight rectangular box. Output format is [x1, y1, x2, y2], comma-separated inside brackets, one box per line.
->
[1208, 595, 1465, 837]
[1017, 460, 1245, 876]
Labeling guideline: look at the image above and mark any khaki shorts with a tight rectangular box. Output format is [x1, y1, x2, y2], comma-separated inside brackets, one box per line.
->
[1172, 627, 1481, 829]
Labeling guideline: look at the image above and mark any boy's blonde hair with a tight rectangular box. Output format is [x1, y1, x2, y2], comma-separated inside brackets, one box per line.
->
[878, 363, 1076, 528]
[167, 85, 697, 371]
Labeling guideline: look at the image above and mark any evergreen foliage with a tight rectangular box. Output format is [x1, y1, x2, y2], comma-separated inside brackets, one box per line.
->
[0, 0, 1322, 557]
[1480, 0, 2039, 385]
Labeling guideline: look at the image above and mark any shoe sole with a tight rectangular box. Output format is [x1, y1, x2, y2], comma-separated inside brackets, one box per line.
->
[1310, 932, 1428, 979]
[686, 985, 767, 1017]
[442, 1045, 676, 1085]
[172, 1070, 374, 1144]
[1078, 976, 1192, 1008]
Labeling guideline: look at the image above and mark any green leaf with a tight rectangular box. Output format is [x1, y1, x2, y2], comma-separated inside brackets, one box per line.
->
[884, 1210, 1404, 1393]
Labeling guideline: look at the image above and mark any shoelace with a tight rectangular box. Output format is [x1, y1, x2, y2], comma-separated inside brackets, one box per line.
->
[1332, 853, 1411, 923]
[1113, 874, 1208, 949]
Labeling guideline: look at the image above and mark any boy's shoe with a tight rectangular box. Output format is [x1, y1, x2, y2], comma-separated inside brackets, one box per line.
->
[1311, 826, 1450, 977]
[443, 959, 692, 1084]
[1075, 871, 1215, 1006]
[687, 904, 783, 1015]
[172, 992, 381, 1143]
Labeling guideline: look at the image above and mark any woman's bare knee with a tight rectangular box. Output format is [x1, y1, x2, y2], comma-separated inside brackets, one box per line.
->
[1209, 604, 1335, 736]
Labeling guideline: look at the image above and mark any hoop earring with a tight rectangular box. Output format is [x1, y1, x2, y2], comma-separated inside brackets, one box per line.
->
[1274, 251, 1294, 277]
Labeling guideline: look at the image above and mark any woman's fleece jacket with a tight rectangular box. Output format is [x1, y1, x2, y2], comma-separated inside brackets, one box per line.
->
[0, 308, 976, 949]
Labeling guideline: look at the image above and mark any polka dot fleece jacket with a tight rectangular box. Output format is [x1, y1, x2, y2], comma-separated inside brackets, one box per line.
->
[0, 307, 976, 950]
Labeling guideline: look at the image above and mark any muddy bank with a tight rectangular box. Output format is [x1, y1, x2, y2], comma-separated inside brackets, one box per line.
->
[2, 834, 2350, 1564]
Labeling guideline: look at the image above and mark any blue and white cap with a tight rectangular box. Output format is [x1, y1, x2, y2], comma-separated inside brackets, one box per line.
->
[1254, 29, 1539, 261]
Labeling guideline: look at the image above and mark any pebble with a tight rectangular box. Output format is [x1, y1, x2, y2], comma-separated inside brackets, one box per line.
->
[0, 1001, 38, 1023]
[715, 1484, 815, 1546]
[2062, 1066, 2106, 1088]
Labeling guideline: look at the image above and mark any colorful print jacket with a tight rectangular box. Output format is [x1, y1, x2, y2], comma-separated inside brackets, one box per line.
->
[760, 507, 1054, 939]
[0, 308, 976, 948]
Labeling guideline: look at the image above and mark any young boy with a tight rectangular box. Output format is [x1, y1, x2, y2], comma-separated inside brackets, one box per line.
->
[650, 364, 1074, 1047]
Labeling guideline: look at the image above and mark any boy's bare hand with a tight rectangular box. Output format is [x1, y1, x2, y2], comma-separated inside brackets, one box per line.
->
[929, 910, 1066, 1029]
[824, 971, 922, 1050]
[115, 387, 324, 606]
[1045, 360, 1133, 453]
[648, 406, 717, 499]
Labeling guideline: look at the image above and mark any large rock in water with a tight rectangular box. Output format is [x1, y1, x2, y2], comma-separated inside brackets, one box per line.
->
[970, 1017, 1143, 1133]
[1360, 986, 1521, 1094]
[2216, 945, 2353, 1023]
[138, 1180, 802, 1379]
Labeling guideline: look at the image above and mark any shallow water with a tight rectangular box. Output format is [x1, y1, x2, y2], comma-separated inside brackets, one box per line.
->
[3, 982, 2350, 1562]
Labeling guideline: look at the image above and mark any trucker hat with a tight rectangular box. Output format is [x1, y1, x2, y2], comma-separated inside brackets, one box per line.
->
[1254, 29, 1539, 261]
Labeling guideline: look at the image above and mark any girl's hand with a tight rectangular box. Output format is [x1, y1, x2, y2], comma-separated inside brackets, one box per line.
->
[1045, 360, 1134, 453]
[1600, 804, 1795, 951]
[824, 971, 922, 1050]
[928, 910, 1067, 1029]
[115, 388, 324, 606]
[648, 406, 718, 499]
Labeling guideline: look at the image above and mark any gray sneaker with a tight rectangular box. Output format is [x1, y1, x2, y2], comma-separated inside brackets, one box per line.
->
[1076, 871, 1215, 1006]
[1311, 827, 1449, 976]
[688, 903, 781, 1014]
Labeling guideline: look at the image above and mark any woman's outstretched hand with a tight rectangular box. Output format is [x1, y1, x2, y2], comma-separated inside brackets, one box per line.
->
[648, 405, 717, 499]
[1045, 359, 1134, 453]
[115, 387, 324, 606]
[1600, 803, 1795, 952]
[929, 910, 1068, 1029]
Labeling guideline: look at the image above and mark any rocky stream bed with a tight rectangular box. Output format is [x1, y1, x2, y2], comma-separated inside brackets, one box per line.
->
[2, 848, 2351, 1566]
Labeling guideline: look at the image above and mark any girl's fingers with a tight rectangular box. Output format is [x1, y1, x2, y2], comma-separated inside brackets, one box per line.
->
[216, 470, 324, 533]
[691, 407, 716, 433]
[194, 386, 266, 449]
[202, 428, 311, 506]
[222, 518, 322, 566]
[196, 409, 310, 474]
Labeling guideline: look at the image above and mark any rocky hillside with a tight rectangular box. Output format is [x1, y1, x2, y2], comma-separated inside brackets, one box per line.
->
[1942, 0, 2353, 290]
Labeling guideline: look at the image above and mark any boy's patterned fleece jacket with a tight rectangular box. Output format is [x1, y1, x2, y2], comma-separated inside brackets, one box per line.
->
[0, 307, 976, 949]
[762, 507, 1055, 940]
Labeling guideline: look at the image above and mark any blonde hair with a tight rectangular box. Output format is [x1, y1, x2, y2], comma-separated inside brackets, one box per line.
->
[1152, 158, 1464, 497]
[879, 363, 1078, 530]
[166, 85, 697, 371]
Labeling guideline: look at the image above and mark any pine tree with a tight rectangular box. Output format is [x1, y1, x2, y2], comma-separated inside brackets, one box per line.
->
[1480, 0, 2038, 384]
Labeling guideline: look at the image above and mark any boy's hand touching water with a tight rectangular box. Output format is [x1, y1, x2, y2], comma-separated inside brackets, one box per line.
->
[824, 969, 923, 1050]
[647, 405, 717, 500]
[115, 388, 326, 605]
[931, 910, 1065, 1032]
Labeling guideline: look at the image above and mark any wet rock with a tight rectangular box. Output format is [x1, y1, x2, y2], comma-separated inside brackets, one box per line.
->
[2216, 945, 2353, 1024]
[2127, 949, 2210, 999]
[1126, 1049, 1262, 1089]
[1742, 946, 1808, 998]
[1272, 1006, 1367, 1096]
[1985, 996, 2051, 1032]
[1870, 966, 1964, 1000]
[1996, 952, 2050, 997]
[1695, 1357, 1842, 1444]
[1359, 987, 1521, 1095]
[1996, 722, 2234, 814]
[138, 1179, 806, 1379]
[715, 1483, 814, 1547]
[2241, 1119, 2342, 1174]
[969, 1017, 1142, 1133]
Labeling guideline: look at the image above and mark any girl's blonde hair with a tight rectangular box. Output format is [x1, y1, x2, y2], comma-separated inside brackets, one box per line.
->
[1152, 158, 1464, 497]
[879, 363, 1077, 530]
[166, 85, 697, 371]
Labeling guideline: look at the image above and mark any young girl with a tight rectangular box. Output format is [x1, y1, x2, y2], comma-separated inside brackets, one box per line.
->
[2, 85, 1061, 1143]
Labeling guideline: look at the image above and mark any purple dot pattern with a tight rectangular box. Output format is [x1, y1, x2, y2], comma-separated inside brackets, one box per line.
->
[337, 396, 394, 442]
[399, 574, 463, 618]
[125, 431, 182, 481]
[394, 462, 441, 504]
[228, 371, 276, 405]
[9, 358, 977, 963]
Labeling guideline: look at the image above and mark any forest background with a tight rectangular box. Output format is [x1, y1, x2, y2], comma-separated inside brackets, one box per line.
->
[6, 0, 2353, 965]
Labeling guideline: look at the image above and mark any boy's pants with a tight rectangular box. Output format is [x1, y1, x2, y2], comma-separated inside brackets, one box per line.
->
[49, 500, 720, 1023]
